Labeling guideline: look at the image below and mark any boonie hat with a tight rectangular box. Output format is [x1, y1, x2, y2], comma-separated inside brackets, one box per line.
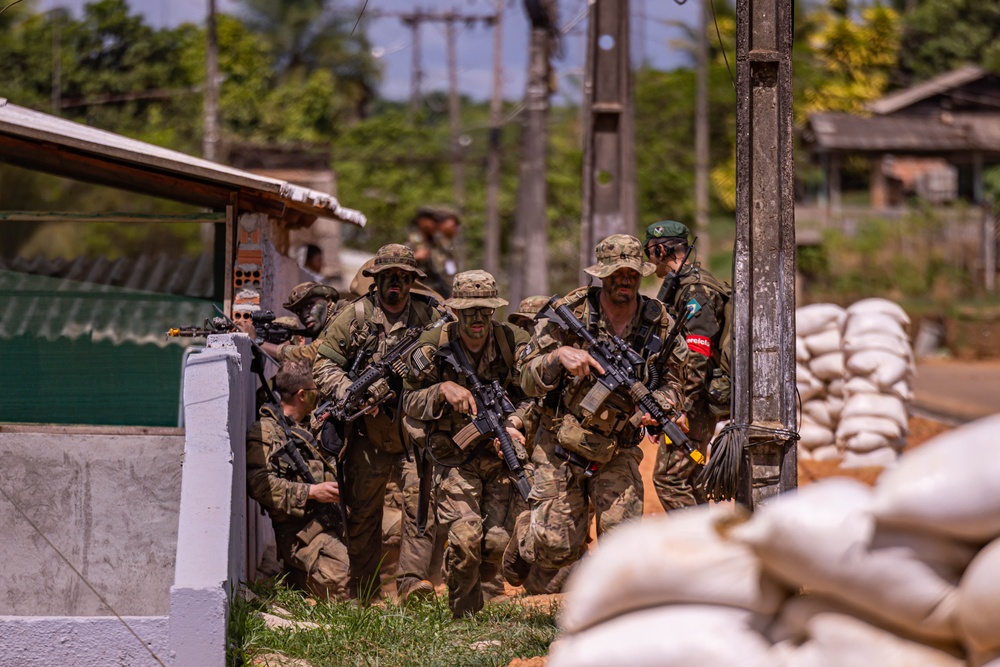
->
[507, 295, 549, 328]
[583, 234, 656, 279]
[445, 270, 508, 310]
[362, 244, 427, 279]
[283, 282, 340, 311]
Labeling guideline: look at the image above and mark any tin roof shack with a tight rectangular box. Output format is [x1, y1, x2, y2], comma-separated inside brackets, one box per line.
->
[800, 66, 1000, 291]
[0, 99, 365, 666]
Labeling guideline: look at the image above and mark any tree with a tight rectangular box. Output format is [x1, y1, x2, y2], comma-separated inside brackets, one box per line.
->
[894, 0, 1000, 84]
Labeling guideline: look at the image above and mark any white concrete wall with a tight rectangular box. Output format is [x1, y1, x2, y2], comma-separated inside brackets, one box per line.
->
[0, 616, 170, 667]
[169, 333, 253, 667]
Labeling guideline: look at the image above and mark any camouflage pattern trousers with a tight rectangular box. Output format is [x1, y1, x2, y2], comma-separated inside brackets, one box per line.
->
[273, 519, 350, 600]
[652, 401, 719, 511]
[516, 428, 644, 571]
[436, 450, 514, 617]
[343, 435, 435, 600]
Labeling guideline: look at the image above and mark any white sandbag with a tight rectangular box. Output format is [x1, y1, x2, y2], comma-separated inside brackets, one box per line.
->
[957, 538, 1000, 660]
[804, 328, 842, 357]
[836, 415, 902, 441]
[796, 304, 846, 338]
[841, 446, 898, 468]
[872, 414, 1000, 542]
[809, 352, 845, 382]
[797, 382, 823, 403]
[782, 613, 963, 667]
[843, 312, 909, 340]
[842, 376, 879, 395]
[888, 379, 914, 401]
[826, 395, 844, 420]
[841, 394, 908, 429]
[811, 444, 841, 461]
[846, 298, 911, 329]
[803, 401, 834, 430]
[845, 350, 911, 388]
[842, 333, 913, 360]
[559, 505, 785, 634]
[826, 378, 844, 398]
[797, 447, 814, 461]
[798, 421, 835, 450]
[549, 606, 778, 667]
[842, 432, 891, 453]
[796, 336, 811, 363]
[728, 478, 961, 642]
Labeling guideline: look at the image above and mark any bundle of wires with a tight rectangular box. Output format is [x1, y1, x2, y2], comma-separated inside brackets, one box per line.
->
[698, 423, 800, 502]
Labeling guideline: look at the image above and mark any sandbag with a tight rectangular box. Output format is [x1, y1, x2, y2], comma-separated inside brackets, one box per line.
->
[843, 313, 909, 341]
[811, 444, 841, 461]
[841, 446, 898, 468]
[841, 394, 908, 429]
[781, 613, 963, 667]
[798, 421, 835, 450]
[842, 333, 913, 360]
[809, 352, 845, 382]
[548, 606, 778, 667]
[559, 505, 786, 634]
[888, 379, 914, 401]
[836, 415, 903, 441]
[845, 350, 911, 388]
[827, 378, 845, 397]
[728, 478, 962, 642]
[826, 395, 844, 420]
[957, 538, 1000, 660]
[804, 328, 842, 358]
[842, 432, 891, 454]
[842, 376, 879, 395]
[796, 304, 846, 338]
[872, 414, 1000, 542]
[803, 401, 835, 430]
[846, 298, 911, 329]
[797, 336, 811, 363]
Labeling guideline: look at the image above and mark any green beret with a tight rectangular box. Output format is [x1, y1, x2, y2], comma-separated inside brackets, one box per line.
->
[644, 220, 690, 244]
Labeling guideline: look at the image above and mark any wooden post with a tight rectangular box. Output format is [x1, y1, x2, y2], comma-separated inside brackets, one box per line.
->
[733, 0, 797, 509]
[695, 0, 711, 261]
[984, 206, 996, 293]
[204, 0, 220, 162]
[407, 13, 423, 116]
[484, 0, 504, 276]
[446, 13, 465, 207]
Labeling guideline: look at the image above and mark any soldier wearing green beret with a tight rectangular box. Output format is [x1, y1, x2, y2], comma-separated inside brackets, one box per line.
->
[643, 220, 732, 511]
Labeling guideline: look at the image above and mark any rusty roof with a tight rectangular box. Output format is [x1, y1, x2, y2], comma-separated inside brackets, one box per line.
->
[0, 98, 366, 228]
[802, 112, 1000, 154]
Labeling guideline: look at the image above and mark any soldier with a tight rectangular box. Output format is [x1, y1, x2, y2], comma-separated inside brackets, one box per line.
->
[643, 221, 731, 510]
[403, 270, 531, 618]
[504, 234, 689, 585]
[312, 244, 443, 603]
[246, 360, 350, 599]
[238, 282, 341, 364]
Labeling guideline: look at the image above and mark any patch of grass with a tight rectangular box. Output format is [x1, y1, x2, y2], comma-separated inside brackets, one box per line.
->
[229, 581, 559, 667]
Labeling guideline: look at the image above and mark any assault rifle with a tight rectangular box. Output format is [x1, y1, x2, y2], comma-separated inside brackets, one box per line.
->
[167, 310, 308, 346]
[438, 340, 532, 502]
[315, 313, 454, 423]
[655, 237, 697, 305]
[538, 296, 705, 466]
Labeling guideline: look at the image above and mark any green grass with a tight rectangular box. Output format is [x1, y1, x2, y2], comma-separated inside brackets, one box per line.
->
[228, 581, 559, 667]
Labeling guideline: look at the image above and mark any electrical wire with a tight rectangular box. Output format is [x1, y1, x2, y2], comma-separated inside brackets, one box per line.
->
[698, 421, 800, 502]
[710, 0, 736, 90]
[0, 0, 25, 15]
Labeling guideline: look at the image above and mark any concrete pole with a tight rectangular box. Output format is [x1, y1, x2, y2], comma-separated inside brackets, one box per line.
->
[203, 0, 220, 162]
[484, 1, 504, 276]
[694, 0, 711, 260]
[446, 14, 465, 207]
[407, 14, 423, 116]
[733, 0, 797, 508]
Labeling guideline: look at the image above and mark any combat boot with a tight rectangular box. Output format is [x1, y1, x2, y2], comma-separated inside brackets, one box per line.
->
[502, 513, 532, 587]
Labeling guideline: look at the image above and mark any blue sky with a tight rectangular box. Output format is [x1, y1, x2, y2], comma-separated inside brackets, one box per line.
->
[36, 0, 699, 103]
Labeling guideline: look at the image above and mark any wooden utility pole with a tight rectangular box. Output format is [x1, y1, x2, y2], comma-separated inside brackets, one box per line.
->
[203, 0, 220, 162]
[445, 14, 465, 206]
[405, 13, 423, 115]
[484, 0, 505, 276]
[511, 1, 557, 306]
[733, 0, 797, 508]
[694, 0, 711, 260]
[50, 9, 61, 116]
[579, 0, 635, 275]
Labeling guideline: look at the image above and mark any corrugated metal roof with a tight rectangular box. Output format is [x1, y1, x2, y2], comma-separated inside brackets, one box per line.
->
[0, 269, 215, 347]
[802, 112, 1000, 153]
[868, 65, 986, 116]
[0, 98, 366, 227]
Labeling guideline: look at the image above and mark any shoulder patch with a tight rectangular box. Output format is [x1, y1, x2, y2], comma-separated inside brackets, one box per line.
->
[684, 298, 702, 319]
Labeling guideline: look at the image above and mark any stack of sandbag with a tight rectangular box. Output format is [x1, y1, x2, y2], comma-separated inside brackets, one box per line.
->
[836, 298, 914, 467]
[795, 304, 847, 462]
[549, 414, 1000, 667]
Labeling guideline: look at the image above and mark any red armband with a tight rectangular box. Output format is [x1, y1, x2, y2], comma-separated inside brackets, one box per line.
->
[686, 334, 712, 357]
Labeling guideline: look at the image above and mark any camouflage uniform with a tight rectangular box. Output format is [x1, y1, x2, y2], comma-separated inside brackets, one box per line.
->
[272, 282, 341, 364]
[313, 245, 441, 600]
[509, 235, 689, 576]
[645, 221, 731, 511]
[403, 271, 530, 617]
[406, 207, 459, 299]
[246, 404, 350, 599]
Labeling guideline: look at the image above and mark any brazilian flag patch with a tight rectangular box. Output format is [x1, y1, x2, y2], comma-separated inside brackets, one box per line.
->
[685, 298, 702, 319]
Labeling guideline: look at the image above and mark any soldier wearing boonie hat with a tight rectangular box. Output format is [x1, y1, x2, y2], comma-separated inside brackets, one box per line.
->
[507, 295, 550, 332]
[643, 220, 732, 513]
[313, 243, 443, 604]
[502, 233, 689, 591]
[403, 269, 533, 618]
[237, 281, 342, 365]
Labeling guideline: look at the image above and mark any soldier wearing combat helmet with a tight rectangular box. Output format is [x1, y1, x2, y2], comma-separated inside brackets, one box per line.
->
[503, 234, 690, 586]
[644, 220, 731, 511]
[313, 244, 443, 603]
[403, 270, 531, 618]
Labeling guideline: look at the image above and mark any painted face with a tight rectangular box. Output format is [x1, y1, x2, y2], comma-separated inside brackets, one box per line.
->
[457, 306, 494, 339]
[299, 388, 319, 412]
[602, 268, 641, 305]
[297, 298, 329, 337]
[376, 269, 414, 307]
